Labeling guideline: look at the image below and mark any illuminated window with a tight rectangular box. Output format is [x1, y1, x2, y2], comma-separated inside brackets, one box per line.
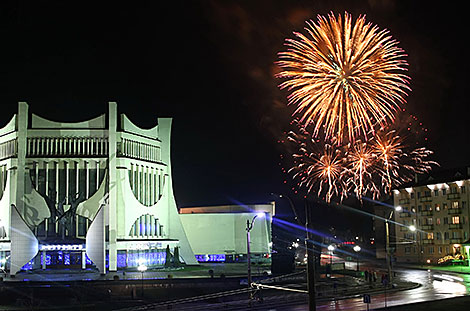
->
[427, 232, 434, 240]
[452, 216, 460, 224]
[443, 203, 448, 209]
[436, 218, 441, 225]
[435, 204, 440, 211]
[452, 201, 459, 209]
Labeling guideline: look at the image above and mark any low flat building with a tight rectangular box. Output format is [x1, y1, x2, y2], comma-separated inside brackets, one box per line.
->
[180, 203, 274, 263]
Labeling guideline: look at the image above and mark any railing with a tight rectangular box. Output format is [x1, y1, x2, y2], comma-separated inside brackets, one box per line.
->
[448, 208, 462, 215]
[421, 224, 434, 230]
[27, 137, 108, 157]
[0, 139, 17, 160]
[450, 238, 462, 243]
[399, 198, 410, 205]
[399, 212, 412, 218]
[449, 223, 463, 229]
[420, 210, 433, 216]
[419, 196, 433, 203]
[447, 193, 460, 200]
[119, 138, 161, 163]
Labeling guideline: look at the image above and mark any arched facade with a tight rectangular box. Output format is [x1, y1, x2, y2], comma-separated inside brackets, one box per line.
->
[0, 102, 197, 275]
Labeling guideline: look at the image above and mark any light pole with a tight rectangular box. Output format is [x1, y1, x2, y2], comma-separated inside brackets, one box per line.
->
[246, 213, 264, 300]
[353, 245, 361, 271]
[385, 205, 402, 284]
[138, 263, 147, 298]
[328, 244, 335, 275]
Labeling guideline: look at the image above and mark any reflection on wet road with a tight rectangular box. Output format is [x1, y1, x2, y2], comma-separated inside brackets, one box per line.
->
[269, 268, 470, 310]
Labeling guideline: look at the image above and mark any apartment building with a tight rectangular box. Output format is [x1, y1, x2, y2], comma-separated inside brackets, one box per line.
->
[392, 167, 470, 264]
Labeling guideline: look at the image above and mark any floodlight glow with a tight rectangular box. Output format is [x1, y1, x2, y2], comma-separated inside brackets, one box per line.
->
[353, 245, 361, 252]
[256, 212, 265, 218]
[395, 205, 402, 212]
[138, 264, 147, 272]
[409, 225, 416, 232]
[328, 245, 335, 251]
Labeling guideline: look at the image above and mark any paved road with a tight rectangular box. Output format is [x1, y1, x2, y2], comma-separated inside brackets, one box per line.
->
[266, 268, 470, 310]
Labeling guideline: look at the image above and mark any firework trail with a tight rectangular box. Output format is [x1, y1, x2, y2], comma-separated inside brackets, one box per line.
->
[277, 12, 410, 143]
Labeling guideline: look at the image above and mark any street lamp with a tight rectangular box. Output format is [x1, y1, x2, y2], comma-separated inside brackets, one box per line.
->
[138, 263, 147, 298]
[246, 213, 264, 299]
[385, 205, 402, 284]
[353, 245, 361, 271]
[328, 244, 335, 267]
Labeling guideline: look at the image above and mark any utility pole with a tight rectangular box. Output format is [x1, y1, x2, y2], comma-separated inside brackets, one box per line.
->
[305, 201, 316, 311]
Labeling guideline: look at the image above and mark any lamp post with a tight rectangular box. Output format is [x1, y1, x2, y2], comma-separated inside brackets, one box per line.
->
[328, 244, 335, 266]
[353, 245, 361, 271]
[137, 263, 147, 298]
[385, 205, 402, 284]
[246, 213, 263, 300]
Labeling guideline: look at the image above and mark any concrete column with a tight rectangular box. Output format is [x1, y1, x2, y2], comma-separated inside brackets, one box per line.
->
[42, 251, 47, 269]
[85, 161, 89, 199]
[81, 250, 86, 269]
[65, 161, 69, 205]
[108, 102, 118, 272]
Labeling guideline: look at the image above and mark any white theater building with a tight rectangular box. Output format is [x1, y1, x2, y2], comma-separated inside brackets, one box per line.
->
[0, 102, 274, 276]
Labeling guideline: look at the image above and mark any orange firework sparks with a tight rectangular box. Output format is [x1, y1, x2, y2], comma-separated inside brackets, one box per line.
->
[346, 140, 379, 200]
[288, 130, 347, 203]
[284, 120, 438, 203]
[277, 12, 410, 143]
[372, 130, 404, 193]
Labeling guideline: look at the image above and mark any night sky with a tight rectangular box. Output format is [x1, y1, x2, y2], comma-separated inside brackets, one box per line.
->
[1, 1, 469, 233]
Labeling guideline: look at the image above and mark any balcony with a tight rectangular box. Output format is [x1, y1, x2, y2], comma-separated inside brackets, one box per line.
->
[449, 223, 463, 229]
[420, 210, 433, 216]
[399, 212, 412, 218]
[448, 208, 462, 215]
[450, 238, 462, 244]
[447, 193, 460, 200]
[421, 224, 434, 230]
[422, 239, 434, 244]
[399, 198, 410, 205]
[419, 196, 433, 203]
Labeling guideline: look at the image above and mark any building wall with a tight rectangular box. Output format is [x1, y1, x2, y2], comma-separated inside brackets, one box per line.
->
[392, 176, 470, 264]
[180, 212, 272, 256]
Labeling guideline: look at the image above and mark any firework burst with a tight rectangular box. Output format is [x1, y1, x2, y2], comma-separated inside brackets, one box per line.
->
[277, 12, 410, 143]
[284, 118, 437, 202]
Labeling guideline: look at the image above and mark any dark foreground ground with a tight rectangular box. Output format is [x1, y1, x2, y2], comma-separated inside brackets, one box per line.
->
[375, 295, 470, 311]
